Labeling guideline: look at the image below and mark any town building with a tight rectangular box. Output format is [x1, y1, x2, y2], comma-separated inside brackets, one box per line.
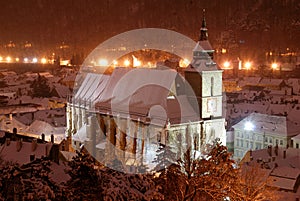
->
[233, 112, 300, 160]
[66, 15, 226, 171]
[241, 147, 300, 201]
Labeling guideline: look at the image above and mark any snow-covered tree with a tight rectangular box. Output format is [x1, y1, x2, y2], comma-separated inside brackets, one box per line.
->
[152, 143, 177, 172]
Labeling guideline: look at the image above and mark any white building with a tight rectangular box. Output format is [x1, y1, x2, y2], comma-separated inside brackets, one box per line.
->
[66, 17, 226, 172]
[233, 112, 300, 160]
[291, 134, 300, 149]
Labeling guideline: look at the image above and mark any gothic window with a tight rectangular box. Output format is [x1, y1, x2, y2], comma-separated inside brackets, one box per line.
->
[157, 132, 161, 143]
[211, 76, 214, 96]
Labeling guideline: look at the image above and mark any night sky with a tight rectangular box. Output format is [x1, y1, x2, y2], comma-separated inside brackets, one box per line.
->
[0, 0, 299, 55]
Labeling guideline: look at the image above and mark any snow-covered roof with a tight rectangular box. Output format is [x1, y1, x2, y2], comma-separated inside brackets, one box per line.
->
[52, 83, 71, 98]
[259, 78, 285, 86]
[91, 68, 200, 125]
[74, 73, 110, 104]
[0, 140, 53, 165]
[291, 134, 300, 140]
[271, 166, 300, 179]
[238, 77, 261, 87]
[232, 113, 300, 137]
[25, 120, 65, 143]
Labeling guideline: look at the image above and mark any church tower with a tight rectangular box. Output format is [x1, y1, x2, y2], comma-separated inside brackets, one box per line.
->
[184, 10, 226, 145]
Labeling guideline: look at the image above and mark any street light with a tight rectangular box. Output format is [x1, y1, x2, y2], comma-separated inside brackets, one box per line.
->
[223, 61, 231, 69]
[244, 61, 252, 70]
[244, 121, 254, 131]
[124, 59, 130, 67]
[271, 62, 278, 70]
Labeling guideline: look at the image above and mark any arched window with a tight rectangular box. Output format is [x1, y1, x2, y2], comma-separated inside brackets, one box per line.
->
[211, 76, 214, 96]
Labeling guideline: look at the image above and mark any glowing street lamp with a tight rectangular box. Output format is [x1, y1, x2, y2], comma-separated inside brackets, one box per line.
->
[32, 58, 38, 63]
[41, 58, 47, 64]
[132, 55, 141, 67]
[6, 56, 12, 62]
[223, 61, 231, 69]
[24, 58, 29, 63]
[244, 121, 254, 131]
[112, 60, 118, 66]
[15, 58, 20, 62]
[0, 56, 3, 62]
[179, 58, 190, 67]
[271, 63, 278, 70]
[124, 59, 130, 67]
[244, 61, 252, 70]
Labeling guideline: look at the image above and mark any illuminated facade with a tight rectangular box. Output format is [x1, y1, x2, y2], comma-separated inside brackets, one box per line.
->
[66, 16, 226, 171]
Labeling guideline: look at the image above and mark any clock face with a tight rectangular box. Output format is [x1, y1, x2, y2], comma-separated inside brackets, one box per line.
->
[207, 98, 217, 113]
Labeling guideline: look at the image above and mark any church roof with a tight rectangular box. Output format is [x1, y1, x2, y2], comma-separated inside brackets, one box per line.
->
[193, 41, 213, 52]
[74, 68, 201, 127]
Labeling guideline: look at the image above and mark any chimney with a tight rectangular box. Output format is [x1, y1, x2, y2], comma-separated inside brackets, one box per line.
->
[30, 154, 35, 161]
[16, 138, 23, 152]
[267, 145, 272, 156]
[32, 139, 37, 152]
[51, 134, 54, 143]
[274, 144, 278, 156]
[6, 138, 11, 146]
[283, 150, 286, 159]
[41, 133, 45, 142]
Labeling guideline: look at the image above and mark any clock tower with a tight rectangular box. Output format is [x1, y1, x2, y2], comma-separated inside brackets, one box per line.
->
[184, 10, 226, 145]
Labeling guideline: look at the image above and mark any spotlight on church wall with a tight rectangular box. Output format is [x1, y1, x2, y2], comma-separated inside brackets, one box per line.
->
[244, 121, 254, 131]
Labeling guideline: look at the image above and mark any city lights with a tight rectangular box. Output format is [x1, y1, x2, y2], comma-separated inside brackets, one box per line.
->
[32, 58, 38, 63]
[24, 58, 29, 62]
[223, 61, 231, 69]
[6, 56, 12, 62]
[112, 60, 118, 66]
[244, 61, 252, 70]
[179, 58, 190, 67]
[271, 62, 278, 70]
[0, 56, 3, 61]
[124, 59, 130, 67]
[41, 58, 47, 64]
[132, 55, 141, 67]
[244, 121, 254, 131]
[98, 59, 108, 66]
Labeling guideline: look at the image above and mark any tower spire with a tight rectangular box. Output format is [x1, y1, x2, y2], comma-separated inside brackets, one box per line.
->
[199, 9, 208, 41]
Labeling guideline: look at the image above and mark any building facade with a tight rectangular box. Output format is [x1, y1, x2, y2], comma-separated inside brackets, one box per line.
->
[66, 17, 226, 171]
[233, 112, 300, 160]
